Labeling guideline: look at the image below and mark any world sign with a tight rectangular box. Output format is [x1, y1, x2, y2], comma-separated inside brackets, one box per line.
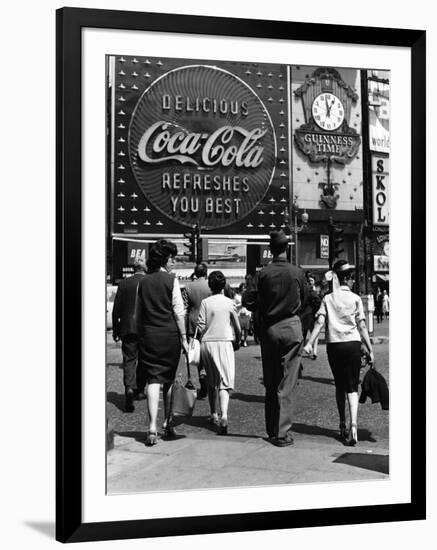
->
[128, 65, 277, 230]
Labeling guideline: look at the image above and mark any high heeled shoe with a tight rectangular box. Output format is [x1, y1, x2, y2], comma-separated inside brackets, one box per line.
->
[347, 424, 358, 446]
[145, 431, 158, 446]
[339, 421, 349, 441]
[162, 418, 178, 438]
[208, 413, 219, 426]
[217, 419, 228, 435]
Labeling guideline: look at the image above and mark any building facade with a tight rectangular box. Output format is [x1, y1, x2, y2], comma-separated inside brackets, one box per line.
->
[106, 57, 389, 293]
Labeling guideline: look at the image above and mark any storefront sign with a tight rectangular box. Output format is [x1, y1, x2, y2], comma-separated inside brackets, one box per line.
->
[127, 242, 147, 264]
[372, 154, 390, 226]
[260, 245, 273, 265]
[128, 65, 277, 230]
[374, 255, 389, 272]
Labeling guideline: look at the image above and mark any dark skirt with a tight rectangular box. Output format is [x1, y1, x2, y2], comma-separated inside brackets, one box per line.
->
[301, 312, 315, 333]
[326, 341, 361, 393]
[239, 314, 250, 330]
[138, 325, 181, 385]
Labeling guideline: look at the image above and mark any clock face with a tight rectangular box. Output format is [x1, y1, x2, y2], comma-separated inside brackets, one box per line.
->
[312, 93, 345, 131]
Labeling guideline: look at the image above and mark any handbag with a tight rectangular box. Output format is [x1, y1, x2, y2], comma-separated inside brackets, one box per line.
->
[187, 328, 201, 369]
[169, 353, 197, 417]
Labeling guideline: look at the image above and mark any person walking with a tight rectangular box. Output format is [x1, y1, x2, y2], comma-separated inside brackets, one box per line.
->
[112, 259, 146, 412]
[136, 240, 189, 446]
[197, 271, 241, 435]
[234, 282, 251, 347]
[301, 272, 322, 360]
[243, 230, 307, 447]
[184, 262, 211, 398]
[382, 289, 390, 319]
[303, 260, 374, 446]
[374, 287, 383, 323]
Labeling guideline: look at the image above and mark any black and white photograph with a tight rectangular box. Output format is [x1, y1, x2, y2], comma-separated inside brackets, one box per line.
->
[1, 0, 433, 547]
[51, 5, 427, 544]
[105, 56, 391, 494]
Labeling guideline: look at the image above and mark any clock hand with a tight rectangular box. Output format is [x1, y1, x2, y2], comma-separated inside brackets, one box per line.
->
[325, 96, 332, 117]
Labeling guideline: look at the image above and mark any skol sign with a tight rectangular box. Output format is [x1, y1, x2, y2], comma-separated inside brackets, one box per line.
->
[372, 154, 390, 226]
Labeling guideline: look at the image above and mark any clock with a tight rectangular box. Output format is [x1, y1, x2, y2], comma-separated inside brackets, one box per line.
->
[312, 92, 345, 131]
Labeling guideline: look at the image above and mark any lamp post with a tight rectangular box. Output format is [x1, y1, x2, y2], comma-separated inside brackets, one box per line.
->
[284, 200, 309, 266]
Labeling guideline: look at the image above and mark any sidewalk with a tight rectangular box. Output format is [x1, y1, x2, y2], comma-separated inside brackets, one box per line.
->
[107, 429, 389, 494]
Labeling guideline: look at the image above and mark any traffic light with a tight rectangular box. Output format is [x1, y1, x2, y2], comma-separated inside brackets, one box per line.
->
[196, 236, 204, 263]
[196, 237, 209, 264]
[183, 227, 198, 263]
[328, 217, 345, 268]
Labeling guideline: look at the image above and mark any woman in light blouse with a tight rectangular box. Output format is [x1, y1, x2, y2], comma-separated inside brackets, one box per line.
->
[197, 271, 241, 435]
[303, 260, 374, 446]
[136, 239, 189, 446]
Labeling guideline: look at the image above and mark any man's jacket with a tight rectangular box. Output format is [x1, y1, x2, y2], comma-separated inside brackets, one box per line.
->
[359, 367, 389, 410]
[112, 272, 145, 338]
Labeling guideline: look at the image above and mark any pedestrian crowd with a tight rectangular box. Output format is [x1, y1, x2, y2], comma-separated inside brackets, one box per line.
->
[112, 230, 382, 449]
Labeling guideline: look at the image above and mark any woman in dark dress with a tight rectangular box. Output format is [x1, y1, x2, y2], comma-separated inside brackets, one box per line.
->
[136, 240, 189, 446]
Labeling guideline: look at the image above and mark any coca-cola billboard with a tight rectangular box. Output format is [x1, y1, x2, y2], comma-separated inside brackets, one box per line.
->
[128, 65, 277, 230]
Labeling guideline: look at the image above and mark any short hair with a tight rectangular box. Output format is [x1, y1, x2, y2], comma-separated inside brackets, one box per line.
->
[269, 230, 289, 256]
[194, 262, 208, 278]
[208, 270, 226, 294]
[133, 258, 146, 273]
[146, 239, 178, 272]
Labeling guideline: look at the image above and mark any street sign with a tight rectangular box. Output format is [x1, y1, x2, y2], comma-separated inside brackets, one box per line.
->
[320, 234, 329, 259]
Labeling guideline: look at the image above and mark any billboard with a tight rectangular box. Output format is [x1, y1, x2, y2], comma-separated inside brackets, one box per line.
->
[110, 56, 289, 237]
[368, 71, 390, 154]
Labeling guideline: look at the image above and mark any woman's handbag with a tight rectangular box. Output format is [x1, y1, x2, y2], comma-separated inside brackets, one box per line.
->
[187, 328, 200, 369]
[169, 354, 197, 417]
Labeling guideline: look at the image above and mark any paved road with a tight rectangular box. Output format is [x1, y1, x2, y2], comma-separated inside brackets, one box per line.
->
[106, 322, 389, 494]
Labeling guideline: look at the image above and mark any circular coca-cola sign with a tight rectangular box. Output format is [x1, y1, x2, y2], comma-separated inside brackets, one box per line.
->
[128, 65, 277, 230]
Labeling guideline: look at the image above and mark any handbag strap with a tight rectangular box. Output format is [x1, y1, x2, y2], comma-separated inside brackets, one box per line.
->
[186, 326, 200, 381]
[185, 352, 192, 381]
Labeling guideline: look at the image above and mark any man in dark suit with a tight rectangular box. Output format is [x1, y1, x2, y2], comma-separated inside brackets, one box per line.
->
[243, 230, 307, 447]
[183, 263, 211, 398]
[112, 259, 146, 412]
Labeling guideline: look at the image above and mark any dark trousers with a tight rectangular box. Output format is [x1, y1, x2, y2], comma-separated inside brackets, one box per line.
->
[121, 334, 139, 391]
[260, 316, 303, 439]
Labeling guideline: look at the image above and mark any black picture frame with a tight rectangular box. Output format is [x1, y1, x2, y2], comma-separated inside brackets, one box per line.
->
[56, 7, 426, 543]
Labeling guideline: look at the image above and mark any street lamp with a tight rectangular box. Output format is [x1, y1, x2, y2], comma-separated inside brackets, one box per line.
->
[284, 199, 309, 266]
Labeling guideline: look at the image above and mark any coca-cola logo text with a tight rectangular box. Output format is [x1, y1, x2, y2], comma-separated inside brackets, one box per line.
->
[137, 122, 266, 168]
